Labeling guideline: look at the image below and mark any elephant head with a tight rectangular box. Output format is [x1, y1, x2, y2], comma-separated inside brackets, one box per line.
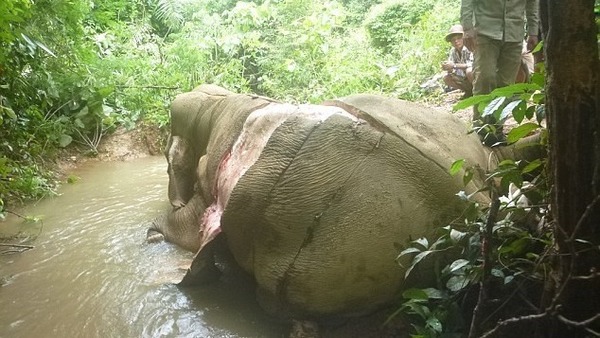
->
[150, 84, 498, 319]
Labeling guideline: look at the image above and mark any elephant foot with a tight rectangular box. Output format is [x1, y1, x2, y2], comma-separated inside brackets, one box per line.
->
[178, 240, 222, 286]
[146, 229, 165, 243]
[145, 214, 168, 244]
[178, 262, 221, 286]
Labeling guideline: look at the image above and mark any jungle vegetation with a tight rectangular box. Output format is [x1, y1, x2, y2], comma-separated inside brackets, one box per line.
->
[0, 0, 461, 209]
[1, 0, 598, 337]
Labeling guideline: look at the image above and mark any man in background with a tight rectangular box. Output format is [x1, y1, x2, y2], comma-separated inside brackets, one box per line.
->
[441, 24, 474, 98]
[461, 0, 539, 145]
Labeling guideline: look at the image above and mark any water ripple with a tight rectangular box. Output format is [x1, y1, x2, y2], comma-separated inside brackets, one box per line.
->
[0, 156, 285, 338]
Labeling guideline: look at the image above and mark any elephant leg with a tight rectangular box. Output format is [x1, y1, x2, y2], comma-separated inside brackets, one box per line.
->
[146, 214, 167, 243]
[178, 237, 222, 286]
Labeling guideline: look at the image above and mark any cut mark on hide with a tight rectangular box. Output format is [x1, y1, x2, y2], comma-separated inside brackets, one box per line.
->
[198, 103, 360, 252]
[323, 99, 451, 175]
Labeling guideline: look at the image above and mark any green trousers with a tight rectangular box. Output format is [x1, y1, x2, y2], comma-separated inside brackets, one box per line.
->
[472, 35, 522, 119]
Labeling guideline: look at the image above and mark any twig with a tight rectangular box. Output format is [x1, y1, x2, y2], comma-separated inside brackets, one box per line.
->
[115, 85, 180, 90]
[0, 243, 34, 249]
[5, 210, 27, 220]
[481, 312, 549, 338]
[44, 100, 71, 120]
[567, 193, 600, 243]
[557, 313, 600, 328]
[468, 189, 501, 338]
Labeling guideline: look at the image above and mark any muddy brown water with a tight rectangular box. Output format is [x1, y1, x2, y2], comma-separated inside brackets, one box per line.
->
[0, 156, 286, 338]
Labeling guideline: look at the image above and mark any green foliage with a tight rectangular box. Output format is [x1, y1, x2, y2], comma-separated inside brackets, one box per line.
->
[0, 0, 100, 210]
[365, 0, 444, 50]
[0, 0, 32, 56]
[0, 0, 552, 246]
[453, 74, 546, 145]
[340, 0, 382, 26]
[393, 67, 550, 337]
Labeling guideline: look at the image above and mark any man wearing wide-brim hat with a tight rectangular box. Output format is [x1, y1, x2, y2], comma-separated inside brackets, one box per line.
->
[441, 24, 474, 98]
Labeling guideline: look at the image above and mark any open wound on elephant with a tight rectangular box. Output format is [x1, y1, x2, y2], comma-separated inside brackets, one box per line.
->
[197, 103, 359, 251]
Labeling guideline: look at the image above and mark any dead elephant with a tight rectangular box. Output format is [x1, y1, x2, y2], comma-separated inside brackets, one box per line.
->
[147, 84, 496, 320]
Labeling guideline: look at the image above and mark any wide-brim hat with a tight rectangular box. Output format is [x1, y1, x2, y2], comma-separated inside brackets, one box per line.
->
[445, 24, 464, 42]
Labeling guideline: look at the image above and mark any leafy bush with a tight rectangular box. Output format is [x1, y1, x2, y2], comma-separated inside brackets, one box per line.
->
[365, 0, 442, 50]
[391, 72, 549, 337]
[0, 0, 464, 214]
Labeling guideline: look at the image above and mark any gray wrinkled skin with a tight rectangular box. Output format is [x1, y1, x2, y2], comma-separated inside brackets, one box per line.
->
[147, 84, 501, 320]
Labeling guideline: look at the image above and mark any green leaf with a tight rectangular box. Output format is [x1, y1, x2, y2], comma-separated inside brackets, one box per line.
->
[430, 235, 449, 250]
[490, 83, 541, 96]
[74, 118, 85, 129]
[2, 107, 17, 120]
[405, 250, 434, 279]
[422, 288, 444, 299]
[482, 96, 505, 117]
[402, 288, 429, 300]
[426, 317, 443, 333]
[449, 259, 470, 273]
[58, 134, 72, 147]
[507, 122, 539, 143]
[521, 159, 542, 174]
[511, 100, 527, 123]
[500, 171, 523, 192]
[34, 39, 56, 57]
[535, 105, 546, 124]
[97, 86, 115, 98]
[398, 247, 422, 258]
[500, 100, 522, 121]
[491, 268, 505, 278]
[449, 159, 465, 176]
[453, 94, 490, 111]
[531, 73, 545, 87]
[497, 159, 517, 168]
[76, 106, 89, 118]
[463, 169, 474, 186]
[525, 105, 536, 120]
[532, 93, 545, 104]
[446, 275, 470, 292]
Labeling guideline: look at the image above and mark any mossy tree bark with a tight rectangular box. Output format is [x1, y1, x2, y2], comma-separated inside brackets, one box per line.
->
[542, 0, 600, 336]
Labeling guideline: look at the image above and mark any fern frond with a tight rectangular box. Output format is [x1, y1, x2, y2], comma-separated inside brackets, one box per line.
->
[155, 0, 184, 29]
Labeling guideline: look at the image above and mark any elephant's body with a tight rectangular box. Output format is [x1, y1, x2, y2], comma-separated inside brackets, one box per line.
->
[150, 84, 492, 319]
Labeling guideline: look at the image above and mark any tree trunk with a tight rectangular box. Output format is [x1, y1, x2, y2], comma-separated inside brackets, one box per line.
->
[543, 0, 600, 336]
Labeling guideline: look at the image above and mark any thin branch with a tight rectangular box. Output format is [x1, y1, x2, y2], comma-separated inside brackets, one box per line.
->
[481, 312, 549, 338]
[557, 313, 600, 328]
[568, 193, 600, 243]
[0, 243, 34, 249]
[115, 85, 180, 90]
[468, 189, 501, 338]
[44, 100, 71, 120]
[572, 271, 600, 280]
[5, 210, 27, 220]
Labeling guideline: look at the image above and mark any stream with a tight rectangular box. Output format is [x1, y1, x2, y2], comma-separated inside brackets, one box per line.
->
[0, 156, 286, 338]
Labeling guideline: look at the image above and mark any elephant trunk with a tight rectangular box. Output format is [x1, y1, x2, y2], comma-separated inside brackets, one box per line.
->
[147, 194, 206, 252]
[165, 135, 196, 208]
